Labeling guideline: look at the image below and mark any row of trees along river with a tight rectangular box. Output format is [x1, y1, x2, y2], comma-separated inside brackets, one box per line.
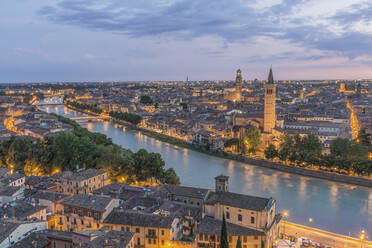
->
[34, 99, 372, 237]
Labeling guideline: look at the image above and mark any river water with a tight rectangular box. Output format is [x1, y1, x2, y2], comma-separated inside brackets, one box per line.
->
[40, 104, 372, 238]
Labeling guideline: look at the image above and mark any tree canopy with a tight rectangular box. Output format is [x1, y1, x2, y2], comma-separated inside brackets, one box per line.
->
[140, 95, 153, 105]
[0, 115, 179, 185]
[243, 127, 261, 154]
[264, 133, 372, 176]
[109, 111, 142, 125]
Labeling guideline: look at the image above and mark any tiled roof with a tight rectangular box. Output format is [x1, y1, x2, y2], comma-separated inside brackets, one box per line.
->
[196, 216, 265, 236]
[160, 184, 210, 199]
[62, 194, 113, 212]
[205, 191, 271, 211]
[0, 200, 46, 220]
[0, 186, 22, 197]
[81, 231, 134, 248]
[32, 190, 69, 203]
[104, 210, 175, 228]
[53, 169, 106, 181]
[0, 220, 20, 244]
[10, 232, 50, 248]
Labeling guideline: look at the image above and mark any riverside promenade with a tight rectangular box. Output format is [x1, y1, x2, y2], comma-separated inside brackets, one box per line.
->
[281, 221, 372, 248]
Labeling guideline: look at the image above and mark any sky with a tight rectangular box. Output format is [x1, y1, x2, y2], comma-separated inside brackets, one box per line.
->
[1, 0, 372, 83]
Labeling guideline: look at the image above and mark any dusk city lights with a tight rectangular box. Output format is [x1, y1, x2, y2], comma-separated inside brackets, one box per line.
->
[0, 1, 371, 248]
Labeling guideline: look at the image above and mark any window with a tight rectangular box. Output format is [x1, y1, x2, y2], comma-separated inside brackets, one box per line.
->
[137, 238, 141, 245]
[243, 236, 247, 243]
[226, 212, 230, 219]
[153, 239, 156, 244]
[161, 230, 164, 235]
[251, 216, 255, 224]
[121, 227, 124, 231]
[238, 214, 242, 222]
[162, 240, 165, 245]
[148, 239, 151, 244]
[126, 227, 130, 232]
[199, 234, 203, 241]
[254, 236, 258, 240]
[136, 228, 140, 233]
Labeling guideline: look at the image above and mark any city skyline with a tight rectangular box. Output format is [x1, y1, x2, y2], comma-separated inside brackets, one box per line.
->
[1, 0, 372, 83]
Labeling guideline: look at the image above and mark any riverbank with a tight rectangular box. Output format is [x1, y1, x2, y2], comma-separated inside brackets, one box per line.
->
[64, 104, 372, 188]
[281, 221, 372, 248]
[139, 128, 372, 188]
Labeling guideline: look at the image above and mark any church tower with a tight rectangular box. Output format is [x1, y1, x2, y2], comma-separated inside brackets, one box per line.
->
[263, 67, 276, 133]
[235, 69, 242, 102]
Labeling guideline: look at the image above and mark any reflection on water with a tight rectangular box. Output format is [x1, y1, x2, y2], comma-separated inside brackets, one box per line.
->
[329, 184, 339, 209]
[41, 104, 372, 237]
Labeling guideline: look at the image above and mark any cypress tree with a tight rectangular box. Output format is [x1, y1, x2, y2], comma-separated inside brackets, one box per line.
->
[220, 213, 229, 248]
[236, 236, 242, 248]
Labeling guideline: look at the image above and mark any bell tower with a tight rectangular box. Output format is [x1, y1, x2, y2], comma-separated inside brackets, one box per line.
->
[264, 67, 276, 133]
[215, 175, 229, 192]
[235, 69, 242, 102]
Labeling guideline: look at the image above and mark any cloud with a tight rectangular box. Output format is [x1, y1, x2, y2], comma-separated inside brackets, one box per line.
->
[37, 0, 372, 60]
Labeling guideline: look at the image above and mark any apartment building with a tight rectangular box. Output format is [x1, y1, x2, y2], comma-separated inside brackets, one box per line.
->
[53, 169, 108, 195]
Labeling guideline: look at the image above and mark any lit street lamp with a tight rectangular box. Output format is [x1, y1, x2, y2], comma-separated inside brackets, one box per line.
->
[282, 211, 289, 239]
[360, 230, 365, 248]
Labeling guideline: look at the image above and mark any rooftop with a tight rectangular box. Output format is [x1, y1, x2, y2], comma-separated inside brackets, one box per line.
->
[104, 210, 175, 228]
[205, 191, 271, 211]
[160, 184, 210, 200]
[81, 231, 134, 248]
[53, 169, 106, 181]
[196, 216, 265, 236]
[62, 194, 113, 212]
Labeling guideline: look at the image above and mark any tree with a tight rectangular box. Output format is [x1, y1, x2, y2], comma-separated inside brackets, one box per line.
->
[243, 127, 261, 154]
[220, 213, 229, 248]
[224, 138, 240, 148]
[162, 168, 181, 185]
[179, 102, 188, 110]
[140, 95, 153, 104]
[264, 144, 278, 160]
[236, 236, 242, 248]
[300, 134, 322, 156]
[330, 138, 368, 159]
[357, 128, 371, 146]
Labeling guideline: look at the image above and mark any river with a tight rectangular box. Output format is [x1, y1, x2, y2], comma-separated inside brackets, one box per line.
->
[40, 103, 372, 238]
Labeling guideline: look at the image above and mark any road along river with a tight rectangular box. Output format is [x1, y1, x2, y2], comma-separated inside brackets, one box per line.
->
[40, 104, 372, 239]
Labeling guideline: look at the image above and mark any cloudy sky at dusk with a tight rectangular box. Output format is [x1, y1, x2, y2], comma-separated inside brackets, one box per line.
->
[1, 0, 372, 83]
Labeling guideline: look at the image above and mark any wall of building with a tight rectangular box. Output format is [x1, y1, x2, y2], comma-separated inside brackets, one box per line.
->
[196, 234, 263, 248]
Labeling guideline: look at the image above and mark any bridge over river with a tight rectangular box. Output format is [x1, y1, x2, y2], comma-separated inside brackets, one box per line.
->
[39, 100, 372, 239]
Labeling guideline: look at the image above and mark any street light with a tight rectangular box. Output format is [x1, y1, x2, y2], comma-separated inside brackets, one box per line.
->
[308, 218, 313, 223]
[360, 230, 365, 248]
[282, 211, 289, 239]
